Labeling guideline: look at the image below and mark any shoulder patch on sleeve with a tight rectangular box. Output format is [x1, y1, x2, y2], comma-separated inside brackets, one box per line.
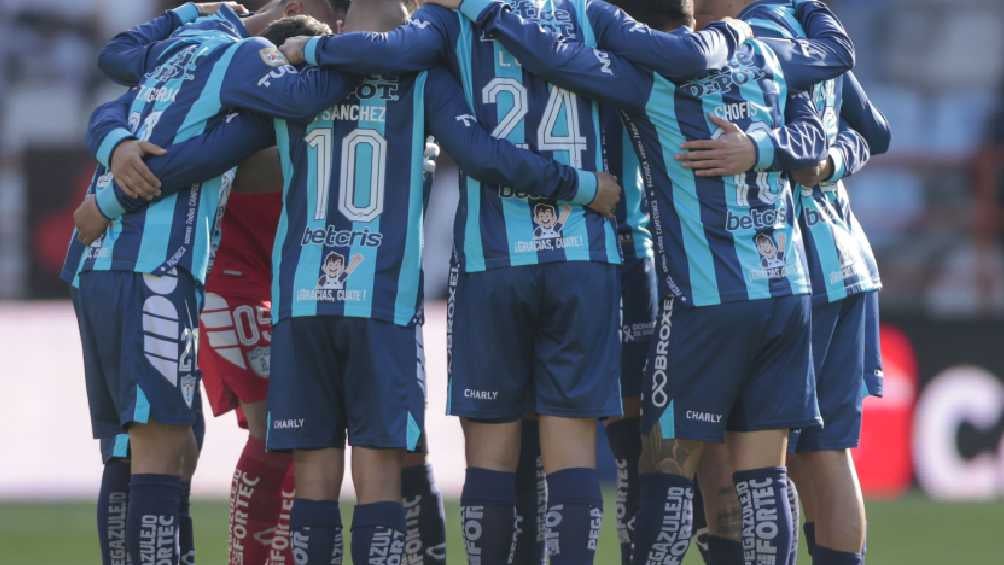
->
[259, 46, 288, 67]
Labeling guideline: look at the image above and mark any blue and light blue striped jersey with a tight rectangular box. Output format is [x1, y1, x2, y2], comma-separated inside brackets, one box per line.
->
[602, 104, 652, 261]
[463, 0, 854, 306]
[61, 4, 356, 286]
[83, 67, 596, 327]
[299, 0, 748, 272]
[743, 0, 889, 303]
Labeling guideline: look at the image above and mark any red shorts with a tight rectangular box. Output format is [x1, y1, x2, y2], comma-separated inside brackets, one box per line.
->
[198, 291, 272, 428]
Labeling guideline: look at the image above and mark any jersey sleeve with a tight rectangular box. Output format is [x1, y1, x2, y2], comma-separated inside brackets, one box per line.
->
[458, 0, 651, 110]
[749, 91, 828, 172]
[301, 6, 453, 74]
[839, 71, 891, 156]
[87, 92, 275, 219]
[219, 39, 361, 121]
[424, 68, 597, 205]
[97, 3, 200, 86]
[822, 120, 870, 185]
[582, 0, 749, 81]
[749, 1, 855, 92]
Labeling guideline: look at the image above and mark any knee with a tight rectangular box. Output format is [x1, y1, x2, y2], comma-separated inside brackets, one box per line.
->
[462, 419, 521, 471]
[639, 433, 705, 478]
[294, 448, 344, 500]
[128, 421, 193, 475]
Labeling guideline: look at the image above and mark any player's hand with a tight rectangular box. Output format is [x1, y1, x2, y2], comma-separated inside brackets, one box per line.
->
[589, 172, 622, 219]
[425, 0, 462, 8]
[110, 140, 167, 201]
[195, 2, 249, 16]
[718, 17, 753, 44]
[74, 195, 111, 245]
[791, 157, 835, 187]
[280, 36, 310, 66]
[676, 115, 756, 177]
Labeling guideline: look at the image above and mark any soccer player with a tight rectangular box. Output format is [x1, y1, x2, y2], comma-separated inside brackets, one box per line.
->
[737, 3, 892, 564]
[278, 5, 750, 563]
[82, 6, 621, 564]
[422, 1, 865, 564]
[65, 4, 362, 564]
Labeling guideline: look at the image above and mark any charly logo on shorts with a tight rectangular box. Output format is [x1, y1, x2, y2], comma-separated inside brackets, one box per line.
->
[142, 270, 198, 408]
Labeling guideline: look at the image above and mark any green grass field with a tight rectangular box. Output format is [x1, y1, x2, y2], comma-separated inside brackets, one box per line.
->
[1, 493, 1000, 564]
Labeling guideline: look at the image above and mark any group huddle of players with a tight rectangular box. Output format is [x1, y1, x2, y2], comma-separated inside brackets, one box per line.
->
[64, 0, 891, 564]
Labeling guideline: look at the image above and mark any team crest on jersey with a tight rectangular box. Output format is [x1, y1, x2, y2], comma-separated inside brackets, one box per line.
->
[247, 346, 270, 379]
[752, 232, 788, 279]
[259, 47, 288, 67]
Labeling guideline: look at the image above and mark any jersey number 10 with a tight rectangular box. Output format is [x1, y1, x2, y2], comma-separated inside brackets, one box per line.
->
[306, 128, 388, 223]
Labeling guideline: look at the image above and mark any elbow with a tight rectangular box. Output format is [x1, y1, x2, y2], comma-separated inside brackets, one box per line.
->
[869, 126, 892, 156]
[97, 50, 132, 86]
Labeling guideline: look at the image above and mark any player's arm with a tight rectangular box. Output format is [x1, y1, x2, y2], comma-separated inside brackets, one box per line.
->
[839, 71, 891, 156]
[424, 68, 620, 216]
[97, 3, 200, 85]
[749, 1, 856, 92]
[220, 38, 361, 122]
[678, 91, 827, 177]
[282, 5, 453, 73]
[86, 93, 275, 219]
[791, 119, 871, 187]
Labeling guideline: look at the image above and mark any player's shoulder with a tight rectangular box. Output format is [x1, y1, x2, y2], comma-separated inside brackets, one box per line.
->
[742, 1, 803, 39]
[410, 4, 459, 31]
[232, 36, 292, 69]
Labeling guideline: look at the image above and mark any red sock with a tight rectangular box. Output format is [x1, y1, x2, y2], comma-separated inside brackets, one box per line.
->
[227, 435, 292, 565]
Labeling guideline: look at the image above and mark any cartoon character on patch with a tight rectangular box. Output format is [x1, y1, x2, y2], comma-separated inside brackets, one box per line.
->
[532, 203, 572, 240]
[318, 251, 364, 290]
[755, 232, 786, 272]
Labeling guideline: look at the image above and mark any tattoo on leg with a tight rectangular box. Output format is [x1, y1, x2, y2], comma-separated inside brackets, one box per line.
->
[639, 429, 702, 477]
[714, 486, 742, 540]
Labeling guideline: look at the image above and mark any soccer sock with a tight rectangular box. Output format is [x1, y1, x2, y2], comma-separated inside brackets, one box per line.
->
[803, 522, 817, 557]
[273, 466, 297, 560]
[179, 481, 195, 565]
[812, 545, 863, 565]
[787, 476, 799, 565]
[460, 468, 517, 565]
[127, 474, 182, 565]
[633, 473, 694, 565]
[692, 481, 711, 565]
[707, 534, 744, 565]
[543, 468, 603, 565]
[290, 498, 343, 564]
[228, 435, 294, 565]
[512, 420, 545, 565]
[97, 460, 131, 565]
[606, 418, 641, 565]
[401, 464, 447, 564]
[350, 501, 406, 564]
[734, 467, 794, 565]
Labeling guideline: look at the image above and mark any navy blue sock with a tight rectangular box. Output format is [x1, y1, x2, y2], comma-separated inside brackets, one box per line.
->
[401, 464, 447, 564]
[786, 477, 799, 565]
[692, 482, 711, 564]
[460, 468, 517, 565]
[513, 420, 545, 565]
[290, 498, 343, 565]
[734, 468, 794, 565]
[707, 534, 744, 565]
[813, 545, 863, 565]
[97, 460, 130, 565]
[803, 522, 816, 557]
[606, 418, 641, 565]
[351, 501, 405, 564]
[543, 468, 603, 565]
[179, 482, 195, 565]
[633, 473, 694, 565]
[127, 474, 182, 565]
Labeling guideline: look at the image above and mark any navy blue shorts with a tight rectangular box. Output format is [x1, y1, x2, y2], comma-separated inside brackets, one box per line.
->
[99, 408, 206, 464]
[791, 291, 883, 452]
[73, 269, 204, 441]
[620, 257, 658, 399]
[448, 262, 622, 421]
[266, 316, 426, 451]
[643, 295, 821, 442]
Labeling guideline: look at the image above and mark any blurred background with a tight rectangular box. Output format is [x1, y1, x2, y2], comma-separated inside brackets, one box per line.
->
[0, 0, 1002, 563]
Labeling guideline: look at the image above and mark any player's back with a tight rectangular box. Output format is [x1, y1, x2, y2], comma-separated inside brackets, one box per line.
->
[624, 37, 812, 306]
[273, 72, 432, 326]
[423, 1, 621, 272]
[78, 9, 250, 283]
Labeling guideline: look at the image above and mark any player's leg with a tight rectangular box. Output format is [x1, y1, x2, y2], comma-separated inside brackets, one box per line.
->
[512, 416, 546, 565]
[607, 255, 657, 565]
[268, 317, 347, 564]
[695, 443, 744, 565]
[534, 262, 622, 565]
[449, 266, 538, 564]
[179, 410, 203, 565]
[401, 443, 447, 563]
[727, 295, 821, 565]
[788, 453, 817, 557]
